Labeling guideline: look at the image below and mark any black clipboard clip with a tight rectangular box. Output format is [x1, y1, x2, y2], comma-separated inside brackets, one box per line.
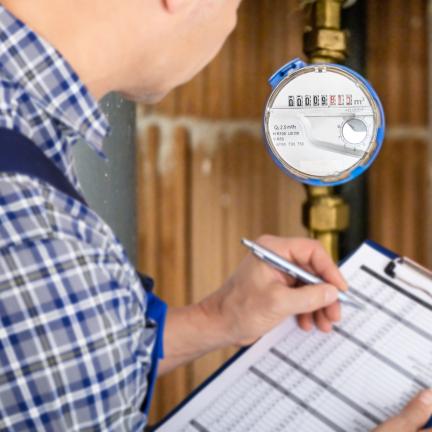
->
[385, 257, 432, 298]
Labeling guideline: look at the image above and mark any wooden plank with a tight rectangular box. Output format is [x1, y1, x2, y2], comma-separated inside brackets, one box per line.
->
[137, 125, 192, 420]
[190, 142, 227, 387]
[136, 124, 162, 422]
[367, 0, 428, 127]
[203, 39, 232, 119]
[155, 126, 191, 416]
[231, 1, 259, 118]
[407, 0, 428, 126]
[369, 139, 428, 265]
[429, 0, 432, 268]
[367, 0, 430, 265]
[158, 127, 190, 306]
[137, 125, 160, 280]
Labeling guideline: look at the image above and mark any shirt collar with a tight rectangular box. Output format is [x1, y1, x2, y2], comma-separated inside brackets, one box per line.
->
[0, 6, 110, 156]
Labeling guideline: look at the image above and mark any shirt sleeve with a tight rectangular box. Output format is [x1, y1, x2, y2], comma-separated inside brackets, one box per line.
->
[0, 235, 156, 432]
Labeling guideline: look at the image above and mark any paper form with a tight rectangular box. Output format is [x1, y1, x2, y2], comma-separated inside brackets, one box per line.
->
[156, 243, 432, 432]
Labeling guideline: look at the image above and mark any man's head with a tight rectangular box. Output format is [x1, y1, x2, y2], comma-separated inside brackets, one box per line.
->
[3, 0, 241, 103]
[121, 0, 242, 102]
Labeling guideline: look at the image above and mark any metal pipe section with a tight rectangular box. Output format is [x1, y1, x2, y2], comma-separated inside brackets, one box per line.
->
[302, 0, 355, 261]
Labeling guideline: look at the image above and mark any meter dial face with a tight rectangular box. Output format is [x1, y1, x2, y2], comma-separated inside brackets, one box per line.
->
[264, 65, 381, 184]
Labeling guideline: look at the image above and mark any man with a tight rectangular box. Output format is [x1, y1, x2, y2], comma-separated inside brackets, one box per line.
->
[0, 1, 430, 431]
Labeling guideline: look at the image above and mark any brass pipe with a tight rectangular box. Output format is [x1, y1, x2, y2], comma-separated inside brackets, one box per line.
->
[302, 0, 351, 261]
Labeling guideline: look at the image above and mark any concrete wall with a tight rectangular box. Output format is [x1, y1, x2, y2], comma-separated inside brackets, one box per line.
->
[73, 93, 137, 263]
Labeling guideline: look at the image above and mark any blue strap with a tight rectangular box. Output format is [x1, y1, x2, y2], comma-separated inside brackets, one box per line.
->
[135, 273, 167, 414]
[0, 128, 87, 205]
[141, 288, 168, 415]
[0, 127, 167, 416]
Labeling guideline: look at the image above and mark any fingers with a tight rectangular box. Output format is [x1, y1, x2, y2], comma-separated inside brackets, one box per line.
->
[297, 313, 313, 331]
[313, 309, 333, 332]
[323, 301, 341, 322]
[296, 240, 347, 292]
[278, 282, 339, 316]
[399, 391, 432, 430]
[285, 240, 343, 330]
[253, 236, 346, 330]
[298, 300, 341, 332]
[375, 390, 432, 432]
[256, 236, 348, 292]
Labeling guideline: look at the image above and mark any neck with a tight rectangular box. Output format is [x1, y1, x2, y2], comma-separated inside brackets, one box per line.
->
[1, 0, 123, 100]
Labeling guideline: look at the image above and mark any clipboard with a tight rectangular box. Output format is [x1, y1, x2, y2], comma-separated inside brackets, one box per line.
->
[150, 347, 250, 431]
[153, 240, 432, 431]
[381, 246, 432, 429]
[348, 241, 432, 429]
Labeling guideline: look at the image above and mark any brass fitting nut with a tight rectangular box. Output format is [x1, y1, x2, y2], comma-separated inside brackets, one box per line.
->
[303, 29, 348, 62]
[303, 196, 350, 232]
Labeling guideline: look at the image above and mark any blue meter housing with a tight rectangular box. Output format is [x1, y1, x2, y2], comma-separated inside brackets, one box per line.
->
[263, 58, 385, 186]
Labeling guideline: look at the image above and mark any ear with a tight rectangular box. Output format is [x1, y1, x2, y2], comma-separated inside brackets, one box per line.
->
[162, 0, 196, 14]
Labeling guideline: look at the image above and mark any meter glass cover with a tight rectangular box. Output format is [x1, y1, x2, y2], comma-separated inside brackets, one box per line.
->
[264, 65, 383, 186]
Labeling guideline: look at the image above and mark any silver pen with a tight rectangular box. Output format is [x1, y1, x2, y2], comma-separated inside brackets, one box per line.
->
[241, 238, 363, 309]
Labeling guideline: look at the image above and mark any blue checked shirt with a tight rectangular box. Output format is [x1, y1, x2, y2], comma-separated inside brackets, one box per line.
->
[0, 6, 156, 431]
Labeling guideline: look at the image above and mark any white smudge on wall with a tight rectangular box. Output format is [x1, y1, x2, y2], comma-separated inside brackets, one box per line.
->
[137, 114, 262, 174]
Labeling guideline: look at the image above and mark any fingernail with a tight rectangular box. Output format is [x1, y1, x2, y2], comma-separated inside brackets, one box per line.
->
[419, 390, 432, 405]
[333, 312, 342, 322]
[325, 287, 339, 304]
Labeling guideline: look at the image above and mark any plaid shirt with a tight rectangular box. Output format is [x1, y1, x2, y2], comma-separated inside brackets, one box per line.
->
[0, 6, 155, 431]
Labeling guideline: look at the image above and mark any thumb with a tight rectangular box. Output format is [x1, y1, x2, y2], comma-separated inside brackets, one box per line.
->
[399, 391, 432, 430]
[376, 390, 432, 431]
[284, 283, 339, 315]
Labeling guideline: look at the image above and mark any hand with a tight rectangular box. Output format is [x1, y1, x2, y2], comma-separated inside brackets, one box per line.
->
[373, 390, 432, 432]
[199, 235, 348, 347]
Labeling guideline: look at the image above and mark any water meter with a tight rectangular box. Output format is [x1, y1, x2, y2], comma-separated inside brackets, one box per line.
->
[264, 58, 385, 186]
